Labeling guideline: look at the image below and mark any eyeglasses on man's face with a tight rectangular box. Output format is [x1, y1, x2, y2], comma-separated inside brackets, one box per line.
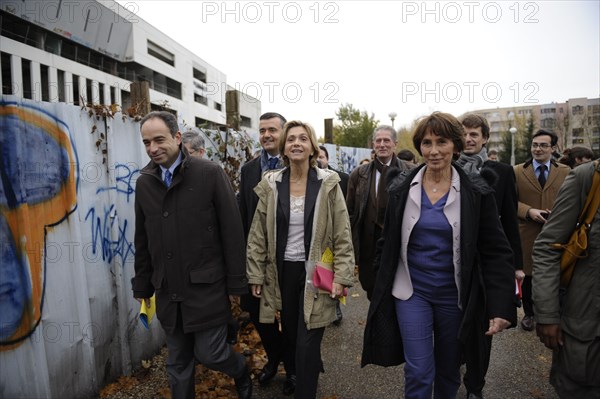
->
[531, 143, 552, 149]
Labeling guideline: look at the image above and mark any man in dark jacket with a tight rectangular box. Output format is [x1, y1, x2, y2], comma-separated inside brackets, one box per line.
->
[132, 111, 251, 399]
[459, 114, 523, 399]
[346, 125, 414, 300]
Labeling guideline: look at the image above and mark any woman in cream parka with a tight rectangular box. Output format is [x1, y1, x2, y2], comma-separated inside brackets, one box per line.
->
[247, 120, 354, 398]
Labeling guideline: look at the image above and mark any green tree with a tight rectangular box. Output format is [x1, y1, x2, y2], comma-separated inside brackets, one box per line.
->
[333, 103, 379, 148]
[396, 121, 419, 161]
[515, 112, 536, 164]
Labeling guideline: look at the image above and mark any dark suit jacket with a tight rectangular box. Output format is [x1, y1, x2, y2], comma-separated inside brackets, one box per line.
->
[328, 166, 349, 198]
[481, 160, 523, 270]
[239, 156, 263, 238]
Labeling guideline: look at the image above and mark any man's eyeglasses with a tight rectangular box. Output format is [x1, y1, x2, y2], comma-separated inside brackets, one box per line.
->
[531, 143, 551, 149]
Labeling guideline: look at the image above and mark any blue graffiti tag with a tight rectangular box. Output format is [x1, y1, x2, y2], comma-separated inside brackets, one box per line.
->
[96, 164, 140, 203]
[85, 205, 135, 265]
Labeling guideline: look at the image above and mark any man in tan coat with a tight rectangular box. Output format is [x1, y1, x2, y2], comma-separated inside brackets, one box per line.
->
[514, 129, 569, 331]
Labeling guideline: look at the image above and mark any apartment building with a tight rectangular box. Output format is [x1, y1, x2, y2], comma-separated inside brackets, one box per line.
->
[0, 0, 261, 134]
[462, 97, 599, 154]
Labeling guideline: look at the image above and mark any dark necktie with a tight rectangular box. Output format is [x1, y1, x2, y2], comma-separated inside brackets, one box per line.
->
[268, 157, 279, 170]
[538, 164, 546, 188]
[164, 170, 172, 187]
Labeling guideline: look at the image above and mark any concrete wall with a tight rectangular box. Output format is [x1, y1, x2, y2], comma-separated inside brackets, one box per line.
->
[0, 96, 165, 398]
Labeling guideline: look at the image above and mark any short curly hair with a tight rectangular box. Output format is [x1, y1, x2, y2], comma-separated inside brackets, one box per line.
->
[412, 112, 465, 158]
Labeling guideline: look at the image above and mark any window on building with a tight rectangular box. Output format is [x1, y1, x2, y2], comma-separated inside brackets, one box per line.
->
[86, 78, 93, 104]
[194, 93, 208, 105]
[193, 67, 207, 83]
[57, 69, 65, 102]
[195, 117, 217, 130]
[22, 58, 32, 99]
[61, 40, 77, 63]
[44, 34, 61, 55]
[572, 128, 584, 137]
[1, 52, 13, 95]
[147, 40, 174, 66]
[572, 105, 584, 115]
[40, 64, 49, 102]
[72, 74, 80, 105]
[121, 89, 130, 109]
[99, 83, 105, 105]
[214, 102, 222, 111]
[110, 86, 116, 104]
[240, 115, 252, 127]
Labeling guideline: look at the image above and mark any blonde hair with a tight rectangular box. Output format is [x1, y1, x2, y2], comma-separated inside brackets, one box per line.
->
[279, 120, 321, 168]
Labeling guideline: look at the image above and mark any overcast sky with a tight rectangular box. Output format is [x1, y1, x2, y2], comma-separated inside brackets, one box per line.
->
[118, 0, 599, 134]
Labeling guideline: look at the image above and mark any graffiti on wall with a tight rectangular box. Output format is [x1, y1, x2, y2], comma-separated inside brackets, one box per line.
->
[0, 101, 78, 349]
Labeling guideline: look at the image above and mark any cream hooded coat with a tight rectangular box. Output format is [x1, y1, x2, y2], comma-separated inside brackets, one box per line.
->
[246, 167, 355, 329]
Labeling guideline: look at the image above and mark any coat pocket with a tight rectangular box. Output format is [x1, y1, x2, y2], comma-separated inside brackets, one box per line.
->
[189, 266, 225, 284]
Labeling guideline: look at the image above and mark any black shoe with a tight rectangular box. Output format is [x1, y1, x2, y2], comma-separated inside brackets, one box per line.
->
[257, 361, 279, 386]
[282, 374, 296, 396]
[467, 392, 483, 399]
[235, 368, 253, 399]
[521, 315, 535, 331]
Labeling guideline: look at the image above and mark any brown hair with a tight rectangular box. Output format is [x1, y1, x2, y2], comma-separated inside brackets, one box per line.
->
[461, 113, 490, 140]
[279, 120, 320, 168]
[412, 112, 465, 157]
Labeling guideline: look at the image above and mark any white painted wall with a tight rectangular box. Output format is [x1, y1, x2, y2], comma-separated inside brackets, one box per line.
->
[0, 96, 165, 398]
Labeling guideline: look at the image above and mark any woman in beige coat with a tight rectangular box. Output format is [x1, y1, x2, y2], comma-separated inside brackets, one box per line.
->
[246, 121, 354, 398]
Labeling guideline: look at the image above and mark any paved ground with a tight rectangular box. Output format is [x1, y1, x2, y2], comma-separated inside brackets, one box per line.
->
[251, 282, 559, 399]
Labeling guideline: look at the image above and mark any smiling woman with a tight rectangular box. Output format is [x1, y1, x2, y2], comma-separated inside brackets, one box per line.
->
[362, 112, 517, 399]
[246, 120, 355, 397]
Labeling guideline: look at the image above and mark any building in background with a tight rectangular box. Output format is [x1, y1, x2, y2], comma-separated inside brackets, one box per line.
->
[0, 0, 261, 135]
[462, 97, 600, 155]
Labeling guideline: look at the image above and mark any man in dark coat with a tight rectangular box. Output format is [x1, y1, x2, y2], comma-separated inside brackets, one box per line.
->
[362, 164, 517, 372]
[346, 125, 414, 300]
[132, 111, 251, 399]
[238, 112, 293, 393]
[459, 114, 523, 399]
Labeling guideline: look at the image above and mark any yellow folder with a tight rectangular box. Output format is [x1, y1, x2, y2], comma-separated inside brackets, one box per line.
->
[139, 295, 156, 329]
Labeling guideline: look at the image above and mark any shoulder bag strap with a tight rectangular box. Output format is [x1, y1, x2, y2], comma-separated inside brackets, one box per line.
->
[580, 160, 600, 226]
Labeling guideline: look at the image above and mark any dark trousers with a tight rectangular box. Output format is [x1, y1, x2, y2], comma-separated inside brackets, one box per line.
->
[281, 261, 325, 399]
[522, 275, 534, 316]
[463, 320, 493, 395]
[240, 293, 285, 369]
[165, 307, 246, 399]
